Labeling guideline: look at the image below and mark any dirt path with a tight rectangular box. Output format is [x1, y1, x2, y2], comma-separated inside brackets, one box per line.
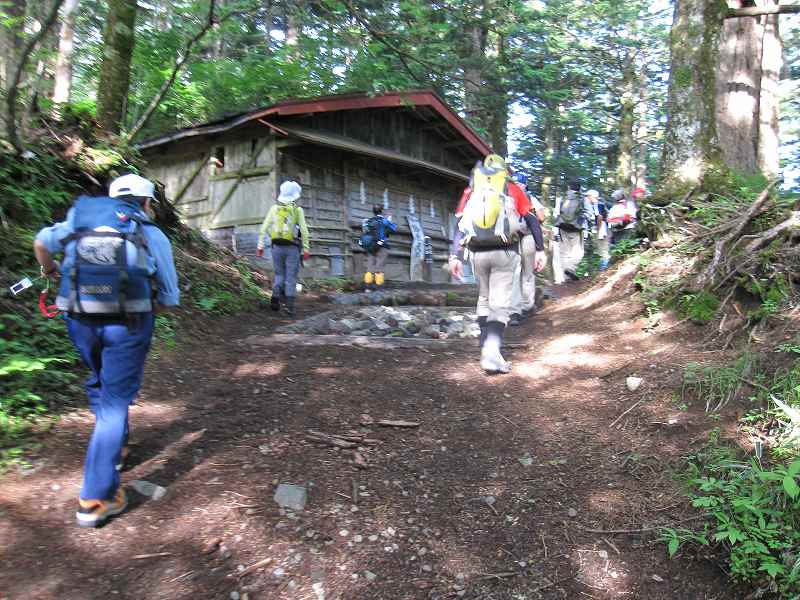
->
[0, 267, 738, 600]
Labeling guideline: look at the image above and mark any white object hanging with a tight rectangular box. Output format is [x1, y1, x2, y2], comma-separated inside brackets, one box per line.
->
[383, 188, 389, 211]
[360, 181, 366, 204]
[409, 195, 416, 214]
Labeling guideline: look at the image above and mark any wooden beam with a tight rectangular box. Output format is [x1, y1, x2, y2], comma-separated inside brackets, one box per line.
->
[172, 152, 210, 204]
[726, 4, 800, 18]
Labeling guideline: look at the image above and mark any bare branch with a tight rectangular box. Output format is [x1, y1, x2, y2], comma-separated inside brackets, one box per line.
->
[726, 4, 800, 18]
[4, 0, 66, 154]
[125, 0, 219, 142]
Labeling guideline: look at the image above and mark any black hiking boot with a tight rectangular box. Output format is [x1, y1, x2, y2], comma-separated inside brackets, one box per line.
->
[270, 293, 281, 311]
[285, 296, 296, 319]
[509, 313, 523, 326]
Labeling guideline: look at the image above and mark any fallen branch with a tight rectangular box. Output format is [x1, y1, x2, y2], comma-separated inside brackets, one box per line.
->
[744, 211, 800, 253]
[377, 419, 420, 428]
[237, 557, 272, 579]
[132, 552, 172, 560]
[609, 397, 646, 428]
[306, 430, 358, 448]
[694, 179, 781, 289]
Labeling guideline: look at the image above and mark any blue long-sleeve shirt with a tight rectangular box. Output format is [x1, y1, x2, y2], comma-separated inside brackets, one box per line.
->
[35, 207, 180, 307]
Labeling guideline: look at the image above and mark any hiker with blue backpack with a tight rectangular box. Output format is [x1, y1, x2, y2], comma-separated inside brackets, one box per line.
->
[256, 181, 311, 318]
[359, 204, 397, 290]
[32, 174, 180, 528]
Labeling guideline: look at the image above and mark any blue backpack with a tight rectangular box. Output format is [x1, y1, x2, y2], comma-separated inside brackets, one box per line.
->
[57, 196, 154, 315]
[359, 216, 385, 255]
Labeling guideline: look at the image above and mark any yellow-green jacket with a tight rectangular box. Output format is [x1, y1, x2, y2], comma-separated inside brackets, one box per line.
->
[256, 203, 310, 252]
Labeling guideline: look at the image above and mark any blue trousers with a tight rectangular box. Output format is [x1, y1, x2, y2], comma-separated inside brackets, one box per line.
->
[66, 313, 154, 500]
[271, 244, 301, 299]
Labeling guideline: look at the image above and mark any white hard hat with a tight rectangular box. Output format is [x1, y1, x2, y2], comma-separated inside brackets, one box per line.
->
[586, 189, 599, 198]
[277, 180, 302, 204]
[109, 173, 155, 199]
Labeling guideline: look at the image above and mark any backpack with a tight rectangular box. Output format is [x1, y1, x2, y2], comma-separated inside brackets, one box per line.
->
[270, 203, 301, 243]
[607, 202, 635, 229]
[359, 216, 384, 255]
[57, 196, 154, 315]
[557, 190, 583, 230]
[458, 164, 522, 249]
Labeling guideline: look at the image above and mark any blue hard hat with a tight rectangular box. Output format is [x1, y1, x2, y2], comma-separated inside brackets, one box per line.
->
[512, 172, 528, 186]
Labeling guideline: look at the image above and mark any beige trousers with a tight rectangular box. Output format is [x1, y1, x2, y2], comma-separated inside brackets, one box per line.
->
[471, 249, 520, 325]
[595, 234, 611, 261]
[366, 247, 389, 272]
[510, 235, 537, 313]
[559, 229, 584, 274]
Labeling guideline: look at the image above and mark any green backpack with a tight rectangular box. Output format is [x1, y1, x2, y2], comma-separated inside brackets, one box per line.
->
[270, 203, 301, 243]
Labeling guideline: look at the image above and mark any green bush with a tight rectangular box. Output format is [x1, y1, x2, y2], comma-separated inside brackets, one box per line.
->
[667, 442, 800, 596]
[677, 290, 720, 325]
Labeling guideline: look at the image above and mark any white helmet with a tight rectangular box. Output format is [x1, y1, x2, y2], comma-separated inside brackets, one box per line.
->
[586, 189, 599, 198]
[109, 173, 156, 199]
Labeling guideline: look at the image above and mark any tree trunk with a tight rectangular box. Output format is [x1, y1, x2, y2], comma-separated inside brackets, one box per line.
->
[463, 24, 485, 125]
[616, 54, 636, 189]
[52, 0, 79, 116]
[659, 0, 726, 188]
[96, 0, 137, 133]
[483, 31, 508, 156]
[757, 1, 781, 177]
[540, 120, 556, 205]
[715, 2, 763, 174]
[0, 0, 27, 137]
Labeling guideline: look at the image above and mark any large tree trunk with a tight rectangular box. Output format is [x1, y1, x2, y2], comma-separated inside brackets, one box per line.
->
[52, 0, 79, 117]
[757, 2, 781, 177]
[0, 1, 27, 137]
[659, 0, 725, 188]
[96, 0, 137, 133]
[715, 2, 763, 174]
[463, 24, 485, 126]
[616, 53, 636, 189]
[483, 31, 508, 156]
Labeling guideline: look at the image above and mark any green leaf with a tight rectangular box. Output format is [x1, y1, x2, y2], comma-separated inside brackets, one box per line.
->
[783, 475, 799, 499]
[667, 537, 679, 557]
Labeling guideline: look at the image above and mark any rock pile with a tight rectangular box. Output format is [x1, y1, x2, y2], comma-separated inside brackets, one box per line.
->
[278, 306, 481, 340]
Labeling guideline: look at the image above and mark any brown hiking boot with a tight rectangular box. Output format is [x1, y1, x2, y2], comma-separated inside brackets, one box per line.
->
[76, 488, 128, 528]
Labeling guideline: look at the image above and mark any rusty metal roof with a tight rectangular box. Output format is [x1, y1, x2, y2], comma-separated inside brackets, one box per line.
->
[137, 89, 492, 158]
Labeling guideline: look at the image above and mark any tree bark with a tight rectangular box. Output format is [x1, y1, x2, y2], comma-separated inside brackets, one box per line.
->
[52, 0, 79, 116]
[659, 0, 726, 188]
[757, 1, 782, 177]
[616, 53, 636, 189]
[0, 0, 27, 137]
[727, 4, 800, 17]
[540, 120, 556, 205]
[96, 0, 137, 133]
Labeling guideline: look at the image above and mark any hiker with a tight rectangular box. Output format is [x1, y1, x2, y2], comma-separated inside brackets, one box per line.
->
[607, 188, 639, 245]
[32, 174, 180, 528]
[256, 180, 310, 318]
[448, 155, 545, 374]
[359, 204, 398, 290]
[508, 171, 546, 326]
[553, 180, 594, 281]
[587, 189, 610, 271]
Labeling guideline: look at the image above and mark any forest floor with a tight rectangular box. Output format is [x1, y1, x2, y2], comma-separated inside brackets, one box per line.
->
[0, 263, 745, 600]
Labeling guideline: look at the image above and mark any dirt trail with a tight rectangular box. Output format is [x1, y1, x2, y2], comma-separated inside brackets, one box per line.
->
[0, 266, 738, 600]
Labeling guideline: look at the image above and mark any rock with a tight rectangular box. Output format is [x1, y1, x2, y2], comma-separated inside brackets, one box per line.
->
[354, 535, 363, 543]
[598, 550, 609, 559]
[273, 567, 285, 578]
[518, 455, 534, 467]
[130, 480, 167, 501]
[626, 377, 643, 392]
[422, 325, 441, 339]
[50, 483, 61, 492]
[364, 571, 377, 581]
[445, 322, 464, 336]
[422, 564, 432, 572]
[230, 592, 240, 600]
[360, 414, 374, 426]
[567, 508, 578, 518]
[274, 484, 307, 511]
[482, 496, 496, 506]
[369, 535, 379, 542]
[651, 574, 664, 582]
[312, 582, 325, 600]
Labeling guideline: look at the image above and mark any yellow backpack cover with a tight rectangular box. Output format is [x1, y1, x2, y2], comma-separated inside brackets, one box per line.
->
[459, 162, 522, 248]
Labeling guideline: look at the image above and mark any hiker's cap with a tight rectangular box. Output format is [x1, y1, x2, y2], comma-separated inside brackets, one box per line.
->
[277, 180, 302, 204]
[586, 189, 599, 198]
[611, 189, 626, 201]
[109, 174, 155, 199]
[483, 154, 506, 173]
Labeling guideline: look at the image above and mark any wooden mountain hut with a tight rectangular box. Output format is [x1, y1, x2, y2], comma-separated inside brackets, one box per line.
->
[138, 90, 492, 281]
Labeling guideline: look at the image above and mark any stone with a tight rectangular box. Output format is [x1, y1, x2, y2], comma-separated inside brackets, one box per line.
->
[364, 571, 377, 581]
[130, 480, 167, 501]
[230, 592, 240, 600]
[273, 567, 285, 578]
[274, 484, 307, 511]
[626, 377, 643, 392]
[312, 582, 325, 600]
[518, 455, 534, 467]
[567, 508, 578, 518]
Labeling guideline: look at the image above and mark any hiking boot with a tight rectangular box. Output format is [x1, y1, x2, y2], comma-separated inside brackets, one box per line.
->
[270, 295, 281, 311]
[285, 296, 296, 319]
[481, 321, 511, 374]
[115, 445, 130, 472]
[477, 316, 488, 348]
[76, 488, 128, 528]
[564, 269, 579, 281]
[509, 313, 523, 326]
